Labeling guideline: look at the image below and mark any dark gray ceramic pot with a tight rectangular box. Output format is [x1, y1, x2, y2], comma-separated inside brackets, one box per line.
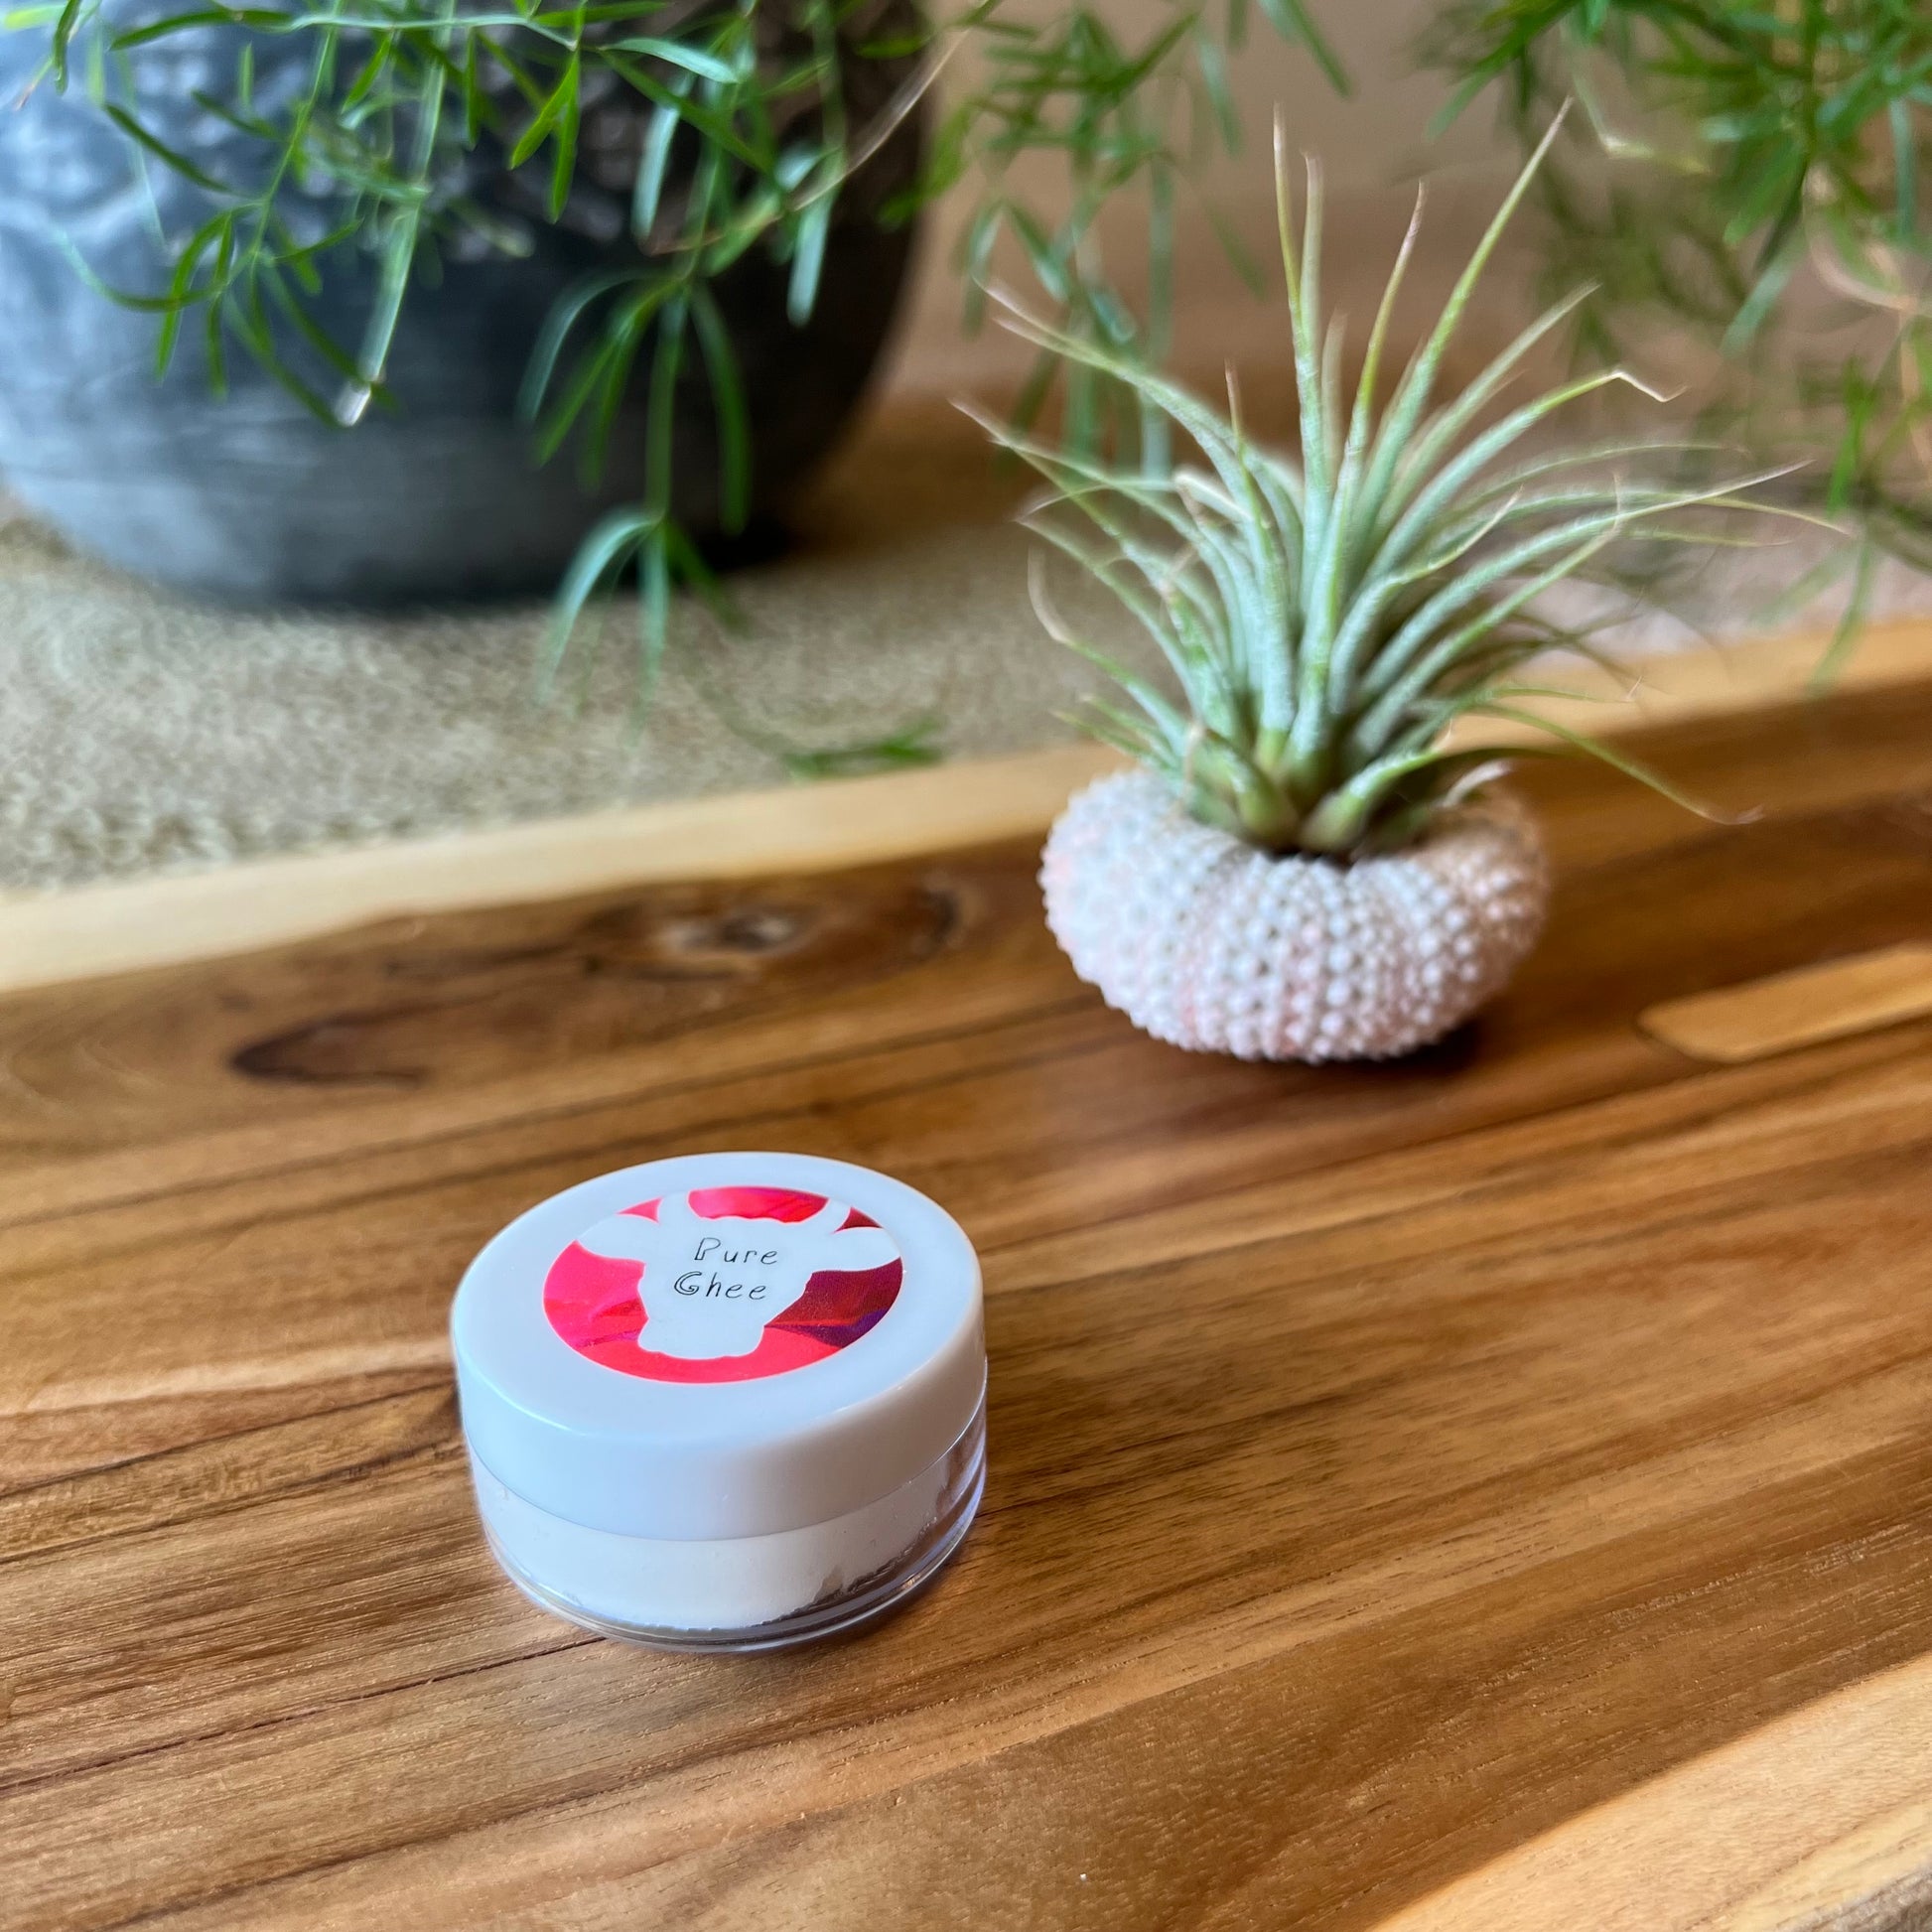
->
[0, 13, 920, 604]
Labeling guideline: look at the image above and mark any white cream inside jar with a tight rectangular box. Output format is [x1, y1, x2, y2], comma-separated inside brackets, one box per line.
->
[452, 1152, 987, 1651]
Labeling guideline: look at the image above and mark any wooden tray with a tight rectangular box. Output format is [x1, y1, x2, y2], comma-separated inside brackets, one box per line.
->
[5, 669, 1932, 1930]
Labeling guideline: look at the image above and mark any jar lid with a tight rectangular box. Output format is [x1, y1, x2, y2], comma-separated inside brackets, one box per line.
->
[451, 1152, 985, 1541]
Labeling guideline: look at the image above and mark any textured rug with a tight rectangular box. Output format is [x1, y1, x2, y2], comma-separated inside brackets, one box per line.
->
[3, 421, 1928, 895]
[0, 491, 1118, 893]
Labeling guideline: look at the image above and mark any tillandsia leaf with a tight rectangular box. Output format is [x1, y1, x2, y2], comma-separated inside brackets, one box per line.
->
[1181, 509, 1290, 722]
[1469, 703, 1740, 822]
[1032, 488, 1215, 644]
[977, 411, 1206, 579]
[1349, 522, 1626, 759]
[1335, 181, 1426, 534]
[1025, 531, 1246, 737]
[1365, 367, 1667, 606]
[1466, 620, 1637, 697]
[1068, 644, 1197, 754]
[1295, 742, 1511, 853]
[1367, 285, 1600, 540]
[1455, 439, 1734, 506]
[966, 399, 1274, 698]
[1075, 693, 1170, 766]
[987, 289, 1305, 558]
[1273, 130, 1329, 513]
[1352, 105, 1573, 544]
[1318, 382, 1667, 713]
[1022, 518, 1178, 666]
[1059, 526, 1225, 667]
[1356, 466, 1795, 717]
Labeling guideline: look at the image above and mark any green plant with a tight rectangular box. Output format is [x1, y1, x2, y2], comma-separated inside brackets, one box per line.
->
[1426, 0, 1931, 672]
[4, 0, 1344, 702]
[977, 113, 1789, 858]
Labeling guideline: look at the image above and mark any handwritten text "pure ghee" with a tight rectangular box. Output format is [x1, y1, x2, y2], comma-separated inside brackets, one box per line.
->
[672, 1234, 783, 1300]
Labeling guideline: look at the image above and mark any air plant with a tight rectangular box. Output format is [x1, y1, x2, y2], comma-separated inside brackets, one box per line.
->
[982, 110, 1797, 1060]
[988, 108, 1785, 859]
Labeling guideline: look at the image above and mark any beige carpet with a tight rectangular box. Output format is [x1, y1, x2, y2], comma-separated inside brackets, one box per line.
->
[0, 495, 1124, 893]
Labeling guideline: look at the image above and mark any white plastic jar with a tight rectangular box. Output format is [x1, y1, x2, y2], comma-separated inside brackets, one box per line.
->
[452, 1151, 987, 1651]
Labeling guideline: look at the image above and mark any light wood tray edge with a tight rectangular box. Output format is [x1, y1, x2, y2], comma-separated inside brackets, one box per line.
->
[1, 619, 1926, 996]
[0, 743, 1116, 997]
[1381, 1649, 1932, 1932]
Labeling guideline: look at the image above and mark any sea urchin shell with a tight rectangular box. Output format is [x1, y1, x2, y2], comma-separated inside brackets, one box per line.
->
[1041, 770, 1550, 1061]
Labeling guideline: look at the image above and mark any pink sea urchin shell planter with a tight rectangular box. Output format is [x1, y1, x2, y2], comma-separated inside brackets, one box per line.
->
[1040, 769, 1551, 1062]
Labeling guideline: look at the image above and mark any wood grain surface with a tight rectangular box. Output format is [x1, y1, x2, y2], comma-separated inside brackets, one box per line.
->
[5, 674, 1932, 1930]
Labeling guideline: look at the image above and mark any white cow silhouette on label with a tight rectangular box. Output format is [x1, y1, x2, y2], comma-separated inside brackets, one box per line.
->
[574, 1192, 897, 1360]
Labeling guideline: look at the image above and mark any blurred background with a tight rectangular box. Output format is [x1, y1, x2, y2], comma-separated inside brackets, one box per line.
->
[0, 0, 1923, 898]
[889, 0, 1509, 394]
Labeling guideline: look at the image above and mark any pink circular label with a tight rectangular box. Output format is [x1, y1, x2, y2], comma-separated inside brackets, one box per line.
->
[543, 1185, 903, 1384]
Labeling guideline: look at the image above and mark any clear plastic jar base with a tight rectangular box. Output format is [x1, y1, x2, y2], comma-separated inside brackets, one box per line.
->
[483, 1447, 987, 1654]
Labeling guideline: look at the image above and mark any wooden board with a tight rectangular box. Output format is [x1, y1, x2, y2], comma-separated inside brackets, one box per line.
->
[3, 617, 1930, 1000]
[1641, 943, 1932, 1063]
[5, 673, 1932, 1930]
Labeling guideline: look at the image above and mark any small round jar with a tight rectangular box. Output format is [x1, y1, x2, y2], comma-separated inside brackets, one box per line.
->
[452, 1151, 986, 1651]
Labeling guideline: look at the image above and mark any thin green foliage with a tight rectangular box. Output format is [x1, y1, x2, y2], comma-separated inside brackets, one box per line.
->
[978, 121, 1801, 858]
[1426, 0, 1932, 623]
[6, 0, 1346, 718]
[935, 0, 1345, 475]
